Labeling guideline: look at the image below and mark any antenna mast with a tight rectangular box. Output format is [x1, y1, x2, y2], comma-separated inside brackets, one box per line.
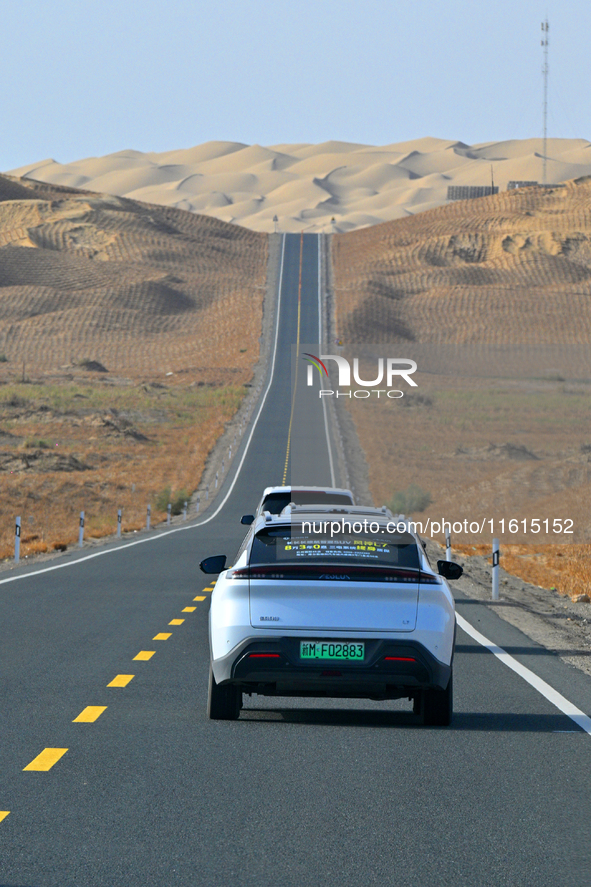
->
[541, 18, 549, 185]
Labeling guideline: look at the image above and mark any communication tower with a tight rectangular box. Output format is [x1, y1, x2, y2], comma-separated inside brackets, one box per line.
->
[541, 19, 549, 185]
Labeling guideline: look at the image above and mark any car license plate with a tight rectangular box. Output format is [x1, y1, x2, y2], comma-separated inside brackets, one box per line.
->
[300, 641, 364, 661]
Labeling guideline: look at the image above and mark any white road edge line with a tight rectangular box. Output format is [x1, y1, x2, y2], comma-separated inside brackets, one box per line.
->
[0, 234, 288, 588]
[455, 612, 591, 735]
[318, 233, 336, 487]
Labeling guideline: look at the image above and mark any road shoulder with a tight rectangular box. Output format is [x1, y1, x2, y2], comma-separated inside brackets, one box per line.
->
[429, 539, 591, 680]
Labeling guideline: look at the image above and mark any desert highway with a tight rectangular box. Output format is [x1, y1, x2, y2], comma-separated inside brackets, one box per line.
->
[1, 233, 591, 886]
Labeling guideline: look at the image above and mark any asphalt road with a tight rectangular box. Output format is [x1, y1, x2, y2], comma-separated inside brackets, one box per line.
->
[0, 233, 590, 887]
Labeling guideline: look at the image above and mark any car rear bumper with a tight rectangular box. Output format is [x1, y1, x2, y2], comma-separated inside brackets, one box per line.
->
[212, 636, 452, 700]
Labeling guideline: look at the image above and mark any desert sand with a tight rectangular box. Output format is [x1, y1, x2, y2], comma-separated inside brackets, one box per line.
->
[331, 179, 591, 562]
[9, 138, 591, 233]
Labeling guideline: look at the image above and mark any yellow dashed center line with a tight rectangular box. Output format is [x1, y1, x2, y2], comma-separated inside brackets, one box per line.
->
[282, 231, 304, 485]
[202, 587, 213, 592]
[169, 619, 184, 626]
[0, 811, 10, 823]
[182, 606, 197, 612]
[193, 596, 206, 602]
[24, 748, 68, 771]
[133, 651, 155, 661]
[73, 706, 106, 723]
[153, 632, 171, 640]
[107, 674, 134, 687]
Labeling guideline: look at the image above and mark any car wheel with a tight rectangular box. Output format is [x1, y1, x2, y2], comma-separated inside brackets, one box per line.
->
[422, 672, 453, 727]
[207, 665, 241, 720]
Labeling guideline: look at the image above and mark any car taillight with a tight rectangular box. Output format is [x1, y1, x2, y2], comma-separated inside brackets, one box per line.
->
[248, 653, 281, 658]
[419, 573, 442, 585]
[226, 568, 249, 579]
[384, 656, 416, 662]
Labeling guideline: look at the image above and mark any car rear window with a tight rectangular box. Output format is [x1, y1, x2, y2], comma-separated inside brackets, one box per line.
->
[250, 525, 420, 569]
[262, 491, 353, 514]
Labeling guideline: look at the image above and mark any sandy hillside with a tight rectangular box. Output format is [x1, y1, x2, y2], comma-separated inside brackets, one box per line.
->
[10, 138, 591, 233]
[331, 180, 591, 583]
[0, 174, 266, 379]
[332, 178, 591, 344]
[0, 173, 267, 558]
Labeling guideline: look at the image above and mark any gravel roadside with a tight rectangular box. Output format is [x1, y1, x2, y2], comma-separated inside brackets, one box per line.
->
[424, 538, 591, 679]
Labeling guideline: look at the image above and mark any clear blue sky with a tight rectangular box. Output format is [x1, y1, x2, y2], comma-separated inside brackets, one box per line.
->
[0, 0, 588, 170]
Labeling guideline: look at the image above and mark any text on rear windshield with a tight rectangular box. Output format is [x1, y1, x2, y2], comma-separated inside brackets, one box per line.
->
[250, 530, 419, 568]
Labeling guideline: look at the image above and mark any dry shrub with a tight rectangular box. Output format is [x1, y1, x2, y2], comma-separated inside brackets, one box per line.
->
[0, 382, 245, 561]
[24, 540, 48, 555]
[453, 542, 591, 600]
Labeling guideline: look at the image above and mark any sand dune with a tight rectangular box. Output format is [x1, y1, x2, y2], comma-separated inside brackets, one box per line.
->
[332, 177, 591, 346]
[9, 138, 591, 233]
[0, 173, 267, 379]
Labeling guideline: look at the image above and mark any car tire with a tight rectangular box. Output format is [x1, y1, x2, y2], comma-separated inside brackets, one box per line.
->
[422, 672, 453, 727]
[207, 665, 241, 720]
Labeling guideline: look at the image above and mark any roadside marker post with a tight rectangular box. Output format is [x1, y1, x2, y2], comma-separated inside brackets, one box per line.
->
[206, 485, 209, 501]
[215, 472, 218, 490]
[14, 516, 21, 564]
[167, 504, 171, 526]
[146, 504, 151, 530]
[445, 528, 451, 562]
[78, 512, 84, 548]
[492, 538, 500, 601]
[195, 496, 200, 514]
[183, 501, 187, 521]
[117, 509, 122, 538]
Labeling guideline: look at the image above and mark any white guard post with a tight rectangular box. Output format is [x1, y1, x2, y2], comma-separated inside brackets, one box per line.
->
[117, 509, 122, 538]
[445, 528, 451, 562]
[167, 504, 171, 525]
[146, 503, 151, 530]
[15, 516, 21, 563]
[492, 538, 500, 600]
[196, 496, 200, 514]
[78, 511, 84, 548]
[183, 501, 187, 521]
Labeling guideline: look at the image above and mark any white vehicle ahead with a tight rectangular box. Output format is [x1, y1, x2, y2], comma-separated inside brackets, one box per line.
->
[201, 505, 461, 726]
[240, 485, 354, 525]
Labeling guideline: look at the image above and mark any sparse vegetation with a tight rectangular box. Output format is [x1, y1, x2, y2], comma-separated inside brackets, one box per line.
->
[387, 484, 432, 515]
[454, 542, 591, 601]
[0, 381, 244, 560]
[155, 487, 189, 515]
[24, 438, 52, 449]
[3, 394, 28, 408]
[78, 358, 108, 373]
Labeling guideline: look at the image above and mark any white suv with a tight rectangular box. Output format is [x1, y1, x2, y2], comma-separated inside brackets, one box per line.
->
[201, 505, 460, 726]
[240, 485, 354, 525]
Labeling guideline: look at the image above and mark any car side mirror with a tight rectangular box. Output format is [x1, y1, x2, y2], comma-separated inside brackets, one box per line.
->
[437, 560, 463, 580]
[241, 514, 255, 525]
[200, 554, 227, 574]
